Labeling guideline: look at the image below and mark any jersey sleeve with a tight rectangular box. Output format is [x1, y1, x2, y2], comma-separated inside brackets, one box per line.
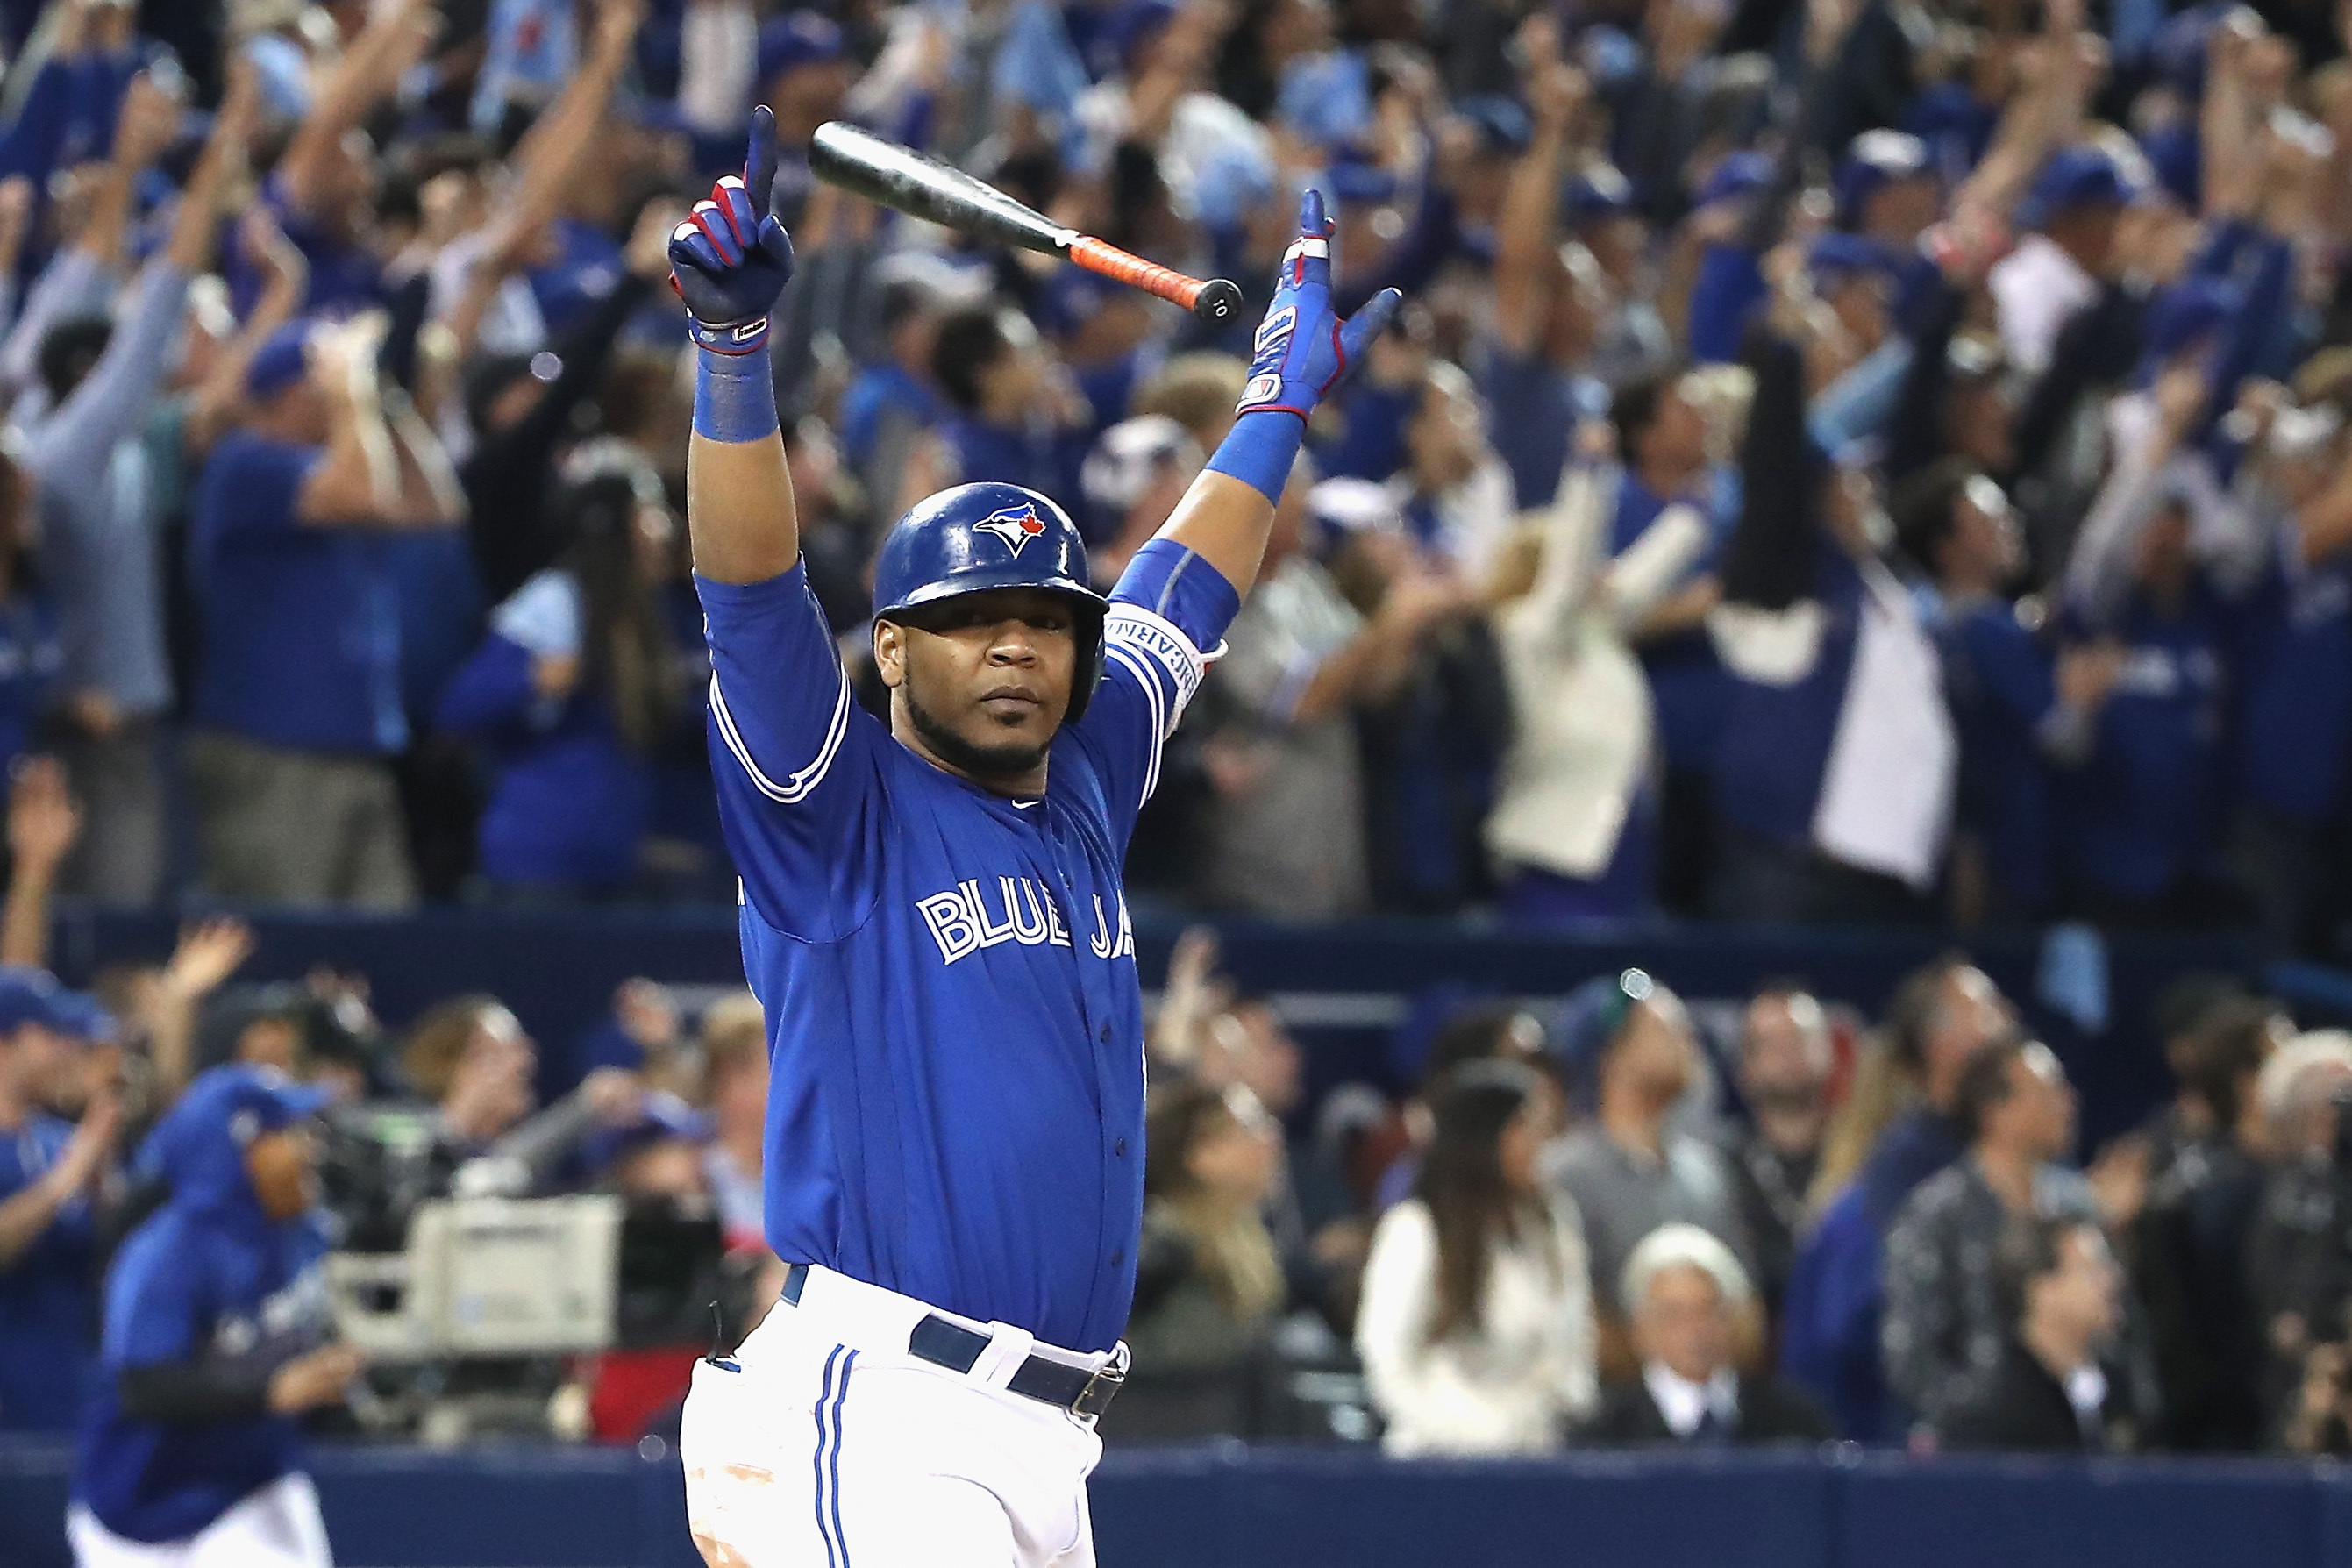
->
[1064, 541, 1240, 845]
[696, 563, 884, 942]
[102, 1231, 203, 1370]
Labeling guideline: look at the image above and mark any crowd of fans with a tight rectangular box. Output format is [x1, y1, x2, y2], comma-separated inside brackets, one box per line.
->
[1132, 934, 2352, 1458]
[0, 0, 2341, 945]
[4, 712, 2352, 1459]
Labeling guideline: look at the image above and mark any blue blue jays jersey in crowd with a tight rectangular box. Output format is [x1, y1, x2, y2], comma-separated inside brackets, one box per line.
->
[698, 548, 1236, 1355]
[0, 1114, 98, 1430]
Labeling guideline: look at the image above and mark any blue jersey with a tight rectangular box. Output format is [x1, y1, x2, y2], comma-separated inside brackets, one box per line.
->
[699, 547, 1237, 1354]
[0, 1113, 98, 1430]
[75, 1087, 333, 1543]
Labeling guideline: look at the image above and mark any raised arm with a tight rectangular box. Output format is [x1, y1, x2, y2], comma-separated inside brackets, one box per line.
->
[676, 110, 802, 585]
[1155, 191, 1400, 595]
[487, 0, 645, 254]
[1493, 24, 1583, 358]
[281, 0, 438, 220]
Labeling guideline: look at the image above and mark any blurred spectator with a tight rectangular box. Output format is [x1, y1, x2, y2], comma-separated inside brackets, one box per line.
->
[1373, 996, 1553, 1211]
[68, 1066, 362, 1560]
[437, 442, 692, 896]
[697, 992, 768, 1255]
[1197, 464, 1465, 916]
[1706, 324, 1955, 923]
[185, 313, 464, 909]
[1080, 414, 1203, 583]
[1938, 1217, 2129, 1452]
[1881, 1038, 2135, 1433]
[1123, 1080, 1286, 1431]
[0, 966, 119, 1431]
[1902, 460, 2121, 923]
[1724, 985, 1835, 1320]
[1358, 1061, 1596, 1453]
[1484, 419, 1710, 924]
[18, 74, 249, 905]
[930, 302, 1091, 501]
[322, 995, 641, 1249]
[1581, 1222, 1829, 1446]
[1547, 970, 1750, 1371]
[2249, 1031, 2352, 1415]
[2131, 996, 2274, 1449]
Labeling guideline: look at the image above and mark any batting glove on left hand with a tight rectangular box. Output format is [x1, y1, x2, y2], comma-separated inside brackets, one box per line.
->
[670, 106, 796, 354]
[1236, 190, 1401, 419]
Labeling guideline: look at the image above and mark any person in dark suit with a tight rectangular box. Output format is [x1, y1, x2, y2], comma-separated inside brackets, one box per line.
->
[1580, 1222, 1833, 1446]
[1938, 1216, 2128, 1451]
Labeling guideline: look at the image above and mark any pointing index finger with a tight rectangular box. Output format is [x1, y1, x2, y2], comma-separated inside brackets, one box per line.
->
[746, 104, 780, 218]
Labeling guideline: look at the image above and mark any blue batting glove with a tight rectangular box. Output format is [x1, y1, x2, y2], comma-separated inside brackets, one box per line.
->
[1235, 190, 1401, 419]
[669, 106, 796, 354]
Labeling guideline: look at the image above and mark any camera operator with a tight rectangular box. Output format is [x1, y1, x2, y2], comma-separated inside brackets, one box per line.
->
[318, 995, 645, 1251]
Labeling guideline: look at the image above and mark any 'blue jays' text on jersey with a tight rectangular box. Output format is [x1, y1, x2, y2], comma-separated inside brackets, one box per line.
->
[699, 547, 1237, 1354]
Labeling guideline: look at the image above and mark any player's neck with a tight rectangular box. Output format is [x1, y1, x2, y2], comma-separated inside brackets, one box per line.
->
[890, 708, 1051, 797]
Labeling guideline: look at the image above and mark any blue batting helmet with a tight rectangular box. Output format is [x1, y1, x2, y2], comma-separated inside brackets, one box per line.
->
[871, 482, 1110, 723]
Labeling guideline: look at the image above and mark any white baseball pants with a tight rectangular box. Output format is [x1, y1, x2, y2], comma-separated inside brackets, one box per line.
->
[68, 1472, 333, 1568]
[681, 1265, 1112, 1568]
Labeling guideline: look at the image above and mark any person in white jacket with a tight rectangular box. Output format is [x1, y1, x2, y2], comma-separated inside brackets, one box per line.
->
[1356, 1060, 1598, 1455]
[1486, 457, 1714, 923]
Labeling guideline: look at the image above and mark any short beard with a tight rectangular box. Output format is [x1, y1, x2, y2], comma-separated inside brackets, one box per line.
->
[903, 683, 1052, 782]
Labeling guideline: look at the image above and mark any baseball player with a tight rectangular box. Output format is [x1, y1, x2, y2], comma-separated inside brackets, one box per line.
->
[672, 106, 1398, 1567]
[69, 1066, 362, 1568]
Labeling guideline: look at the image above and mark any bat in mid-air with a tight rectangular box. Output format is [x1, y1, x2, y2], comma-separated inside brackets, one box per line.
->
[809, 121, 1244, 328]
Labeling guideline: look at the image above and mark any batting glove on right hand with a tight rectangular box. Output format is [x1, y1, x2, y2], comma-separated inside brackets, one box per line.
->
[1236, 190, 1401, 419]
[669, 105, 796, 353]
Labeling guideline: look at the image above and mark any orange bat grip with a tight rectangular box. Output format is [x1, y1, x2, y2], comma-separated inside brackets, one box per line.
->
[1066, 235, 1206, 310]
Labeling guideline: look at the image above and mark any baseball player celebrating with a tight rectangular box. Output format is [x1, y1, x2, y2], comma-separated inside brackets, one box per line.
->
[672, 106, 1397, 1567]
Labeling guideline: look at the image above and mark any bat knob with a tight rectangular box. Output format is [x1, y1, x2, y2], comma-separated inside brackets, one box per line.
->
[1192, 277, 1244, 327]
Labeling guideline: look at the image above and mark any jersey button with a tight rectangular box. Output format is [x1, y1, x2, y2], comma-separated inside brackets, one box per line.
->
[1115, 1138, 1128, 1157]
[1111, 1250, 1126, 1270]
[1098, 1024, 1111, 1044]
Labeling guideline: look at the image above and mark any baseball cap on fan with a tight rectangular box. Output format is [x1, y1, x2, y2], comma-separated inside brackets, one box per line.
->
[758, 11, 845, 85]
[0, 966, 114, 1043]
[1082, 417, 1204, 519]
[1833, 130, 1933, 227]
[244, 321, 315, 400]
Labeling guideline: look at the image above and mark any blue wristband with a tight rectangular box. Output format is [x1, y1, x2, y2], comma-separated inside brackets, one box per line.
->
[693, 338, 779, 445]
[1202, 410, 1305, 506]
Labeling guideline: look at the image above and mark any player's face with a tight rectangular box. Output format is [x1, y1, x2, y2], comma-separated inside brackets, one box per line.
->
[879, 588, 1080, 782]
[246, 1127, 317, 1222]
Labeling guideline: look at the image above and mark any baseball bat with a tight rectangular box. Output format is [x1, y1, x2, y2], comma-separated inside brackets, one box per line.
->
[808, 121, 1244, 328]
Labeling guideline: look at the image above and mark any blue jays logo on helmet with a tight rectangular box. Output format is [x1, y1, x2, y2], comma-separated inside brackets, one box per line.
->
[972, 502, 1050, 558]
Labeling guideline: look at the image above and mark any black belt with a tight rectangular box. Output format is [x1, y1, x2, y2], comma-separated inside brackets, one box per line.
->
[780, 1263, 1124, 1419]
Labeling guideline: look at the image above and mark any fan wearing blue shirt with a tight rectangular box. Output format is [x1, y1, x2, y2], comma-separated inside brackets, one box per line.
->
[437, 444, 689, 895]
[1894, 460, 2126, 922]
[1606, 370, 1741, 907]
[838, 269, 960, 509]
[2222, 409, 2352, 950]
[0, 969, 119, 1432]
[931, 302, 1093, 503]
[186, 317, 465, 909]
[2056, 498, 2232, 923]
[69, 1066, 361, 1568]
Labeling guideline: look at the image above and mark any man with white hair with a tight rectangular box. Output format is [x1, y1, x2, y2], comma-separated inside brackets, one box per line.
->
[1580, 1222, 1830, 1445]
